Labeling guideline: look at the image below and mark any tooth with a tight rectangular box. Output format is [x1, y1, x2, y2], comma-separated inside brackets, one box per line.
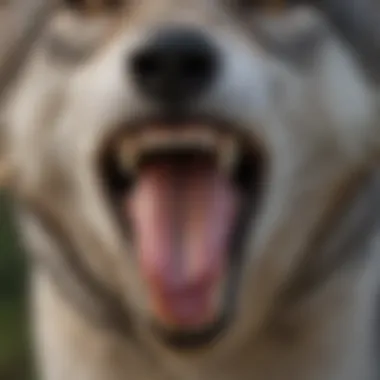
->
[181, 129, 217, 149]
[118, 138, 140, 173]
[117, 129, 230, 173]
[141, 129, 217, 153]
[218, 136, 239, 175]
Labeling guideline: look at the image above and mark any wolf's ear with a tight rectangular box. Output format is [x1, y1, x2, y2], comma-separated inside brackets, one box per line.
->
[316, 0, 380, 83]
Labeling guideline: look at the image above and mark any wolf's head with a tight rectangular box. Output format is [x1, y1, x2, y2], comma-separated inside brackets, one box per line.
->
[0, 0, 379, 358]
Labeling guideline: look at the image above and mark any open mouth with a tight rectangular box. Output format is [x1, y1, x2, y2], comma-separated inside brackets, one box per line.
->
[100, 119, 265, 349]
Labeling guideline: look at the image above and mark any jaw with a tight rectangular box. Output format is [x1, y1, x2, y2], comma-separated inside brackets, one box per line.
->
[100, 118, 266, 350]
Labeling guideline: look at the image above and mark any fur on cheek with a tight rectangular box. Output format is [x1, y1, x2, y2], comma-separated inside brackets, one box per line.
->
[0, 160, 13, 189]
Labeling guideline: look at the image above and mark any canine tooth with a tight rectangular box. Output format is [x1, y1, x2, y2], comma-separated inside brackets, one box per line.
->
[118, 138, 140, 173]
[218, 136, 239, 175]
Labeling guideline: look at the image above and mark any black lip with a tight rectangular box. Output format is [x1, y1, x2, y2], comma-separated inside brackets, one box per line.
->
[151, 315, 228, 351]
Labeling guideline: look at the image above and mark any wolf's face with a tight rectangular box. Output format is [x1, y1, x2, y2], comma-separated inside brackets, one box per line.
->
[1, 0, 378, 357]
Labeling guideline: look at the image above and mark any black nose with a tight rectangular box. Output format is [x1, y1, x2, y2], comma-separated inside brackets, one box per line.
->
[130, 27, 220, 105]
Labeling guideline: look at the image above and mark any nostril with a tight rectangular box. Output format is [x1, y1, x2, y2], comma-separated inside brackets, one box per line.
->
[132, 50, 163, 80]
[132, 50, 215, 83]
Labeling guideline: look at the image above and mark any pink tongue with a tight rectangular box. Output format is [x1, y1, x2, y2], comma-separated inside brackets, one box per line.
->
[128, 159, 240, 327]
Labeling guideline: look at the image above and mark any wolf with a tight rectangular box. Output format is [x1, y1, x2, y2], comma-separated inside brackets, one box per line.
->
[1, 1, 380, 379]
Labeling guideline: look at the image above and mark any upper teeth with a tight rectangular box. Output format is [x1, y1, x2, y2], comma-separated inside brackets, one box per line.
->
[117, 128, 240, 175]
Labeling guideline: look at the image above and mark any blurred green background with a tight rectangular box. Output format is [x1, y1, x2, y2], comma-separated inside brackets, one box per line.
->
[0, 193, 32, 380]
